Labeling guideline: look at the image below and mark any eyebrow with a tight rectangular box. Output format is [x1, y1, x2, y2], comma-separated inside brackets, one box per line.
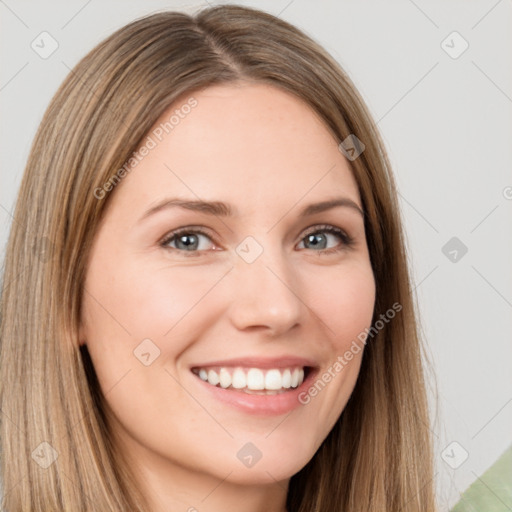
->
[138, 196, 364, 223]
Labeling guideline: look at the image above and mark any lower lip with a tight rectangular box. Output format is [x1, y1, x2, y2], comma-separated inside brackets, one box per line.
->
[191, 369, 318, 416]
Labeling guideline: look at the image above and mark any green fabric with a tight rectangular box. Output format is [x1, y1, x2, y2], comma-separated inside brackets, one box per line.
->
[451, 444, 512, 512]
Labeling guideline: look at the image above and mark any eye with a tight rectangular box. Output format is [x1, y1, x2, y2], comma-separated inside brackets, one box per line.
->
[160, 227, 217, 256]
[297, 224, 354, 255]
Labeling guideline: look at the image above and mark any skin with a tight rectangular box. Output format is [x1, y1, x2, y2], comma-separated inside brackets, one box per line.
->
[79, 82, 376, 512]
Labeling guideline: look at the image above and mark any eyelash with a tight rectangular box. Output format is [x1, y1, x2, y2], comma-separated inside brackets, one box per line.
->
[159, 224, 354, 257]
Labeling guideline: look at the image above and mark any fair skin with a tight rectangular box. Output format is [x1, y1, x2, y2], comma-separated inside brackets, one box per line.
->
[79, 82, 376, 512]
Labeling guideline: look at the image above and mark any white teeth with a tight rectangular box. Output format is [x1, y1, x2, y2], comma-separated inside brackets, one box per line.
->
[290, 368, 300, 388]
[207, 369, 219, 386]
[282, 369, 292, 388]
[195, 366, 306, 391]
[265, 369, 283, 390]
[219, 368, 231, 388]
[247, 368, 265, 390]
[231, 368, 247, 389]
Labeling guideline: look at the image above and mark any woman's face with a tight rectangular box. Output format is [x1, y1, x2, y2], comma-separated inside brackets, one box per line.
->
[80, 83, 375, 491]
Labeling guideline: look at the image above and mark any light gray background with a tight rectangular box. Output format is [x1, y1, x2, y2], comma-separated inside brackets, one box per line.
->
[1, 1, 511, 510]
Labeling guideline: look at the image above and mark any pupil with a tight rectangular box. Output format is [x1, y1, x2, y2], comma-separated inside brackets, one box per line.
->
[307, 233, 326, 249]
[178, 234, 198, 250]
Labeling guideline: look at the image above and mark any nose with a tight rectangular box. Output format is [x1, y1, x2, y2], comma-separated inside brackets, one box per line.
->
[227, 245, 304, 336]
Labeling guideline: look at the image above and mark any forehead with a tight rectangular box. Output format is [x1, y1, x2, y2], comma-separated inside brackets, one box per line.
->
[107, 82, 360, 219]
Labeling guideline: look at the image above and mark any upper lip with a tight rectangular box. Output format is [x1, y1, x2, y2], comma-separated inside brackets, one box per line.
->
[190, 356, 318, 370]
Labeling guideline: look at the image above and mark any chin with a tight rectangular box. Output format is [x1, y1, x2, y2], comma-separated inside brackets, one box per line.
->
[209, 442, 319, 486]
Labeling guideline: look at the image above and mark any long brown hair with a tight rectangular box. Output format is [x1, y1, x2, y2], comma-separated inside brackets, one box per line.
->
[0, 5, 437, 511]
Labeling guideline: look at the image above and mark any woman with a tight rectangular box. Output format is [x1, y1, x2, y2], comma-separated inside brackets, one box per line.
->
[0, 5, 437, 511]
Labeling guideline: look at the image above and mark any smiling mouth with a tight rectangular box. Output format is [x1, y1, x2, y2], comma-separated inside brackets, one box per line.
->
[191, 366, 310, 395]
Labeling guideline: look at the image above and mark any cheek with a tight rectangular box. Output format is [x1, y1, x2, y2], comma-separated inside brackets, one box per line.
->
[81, 255, 230, 379]
[298, 260, 375, 423]
[84, 249, 219, 336]
[307, 260, 376, 346]
[80, 257, 225, 442]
